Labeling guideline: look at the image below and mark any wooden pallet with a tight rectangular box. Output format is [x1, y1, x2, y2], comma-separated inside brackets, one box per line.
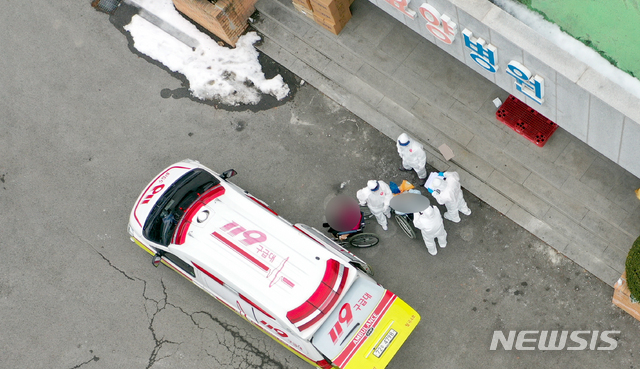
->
[612, 272, 640, 321]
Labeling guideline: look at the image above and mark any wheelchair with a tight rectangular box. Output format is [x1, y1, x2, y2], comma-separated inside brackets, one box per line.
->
[323, 207, 380, 248]
[393, 210, 417, 239]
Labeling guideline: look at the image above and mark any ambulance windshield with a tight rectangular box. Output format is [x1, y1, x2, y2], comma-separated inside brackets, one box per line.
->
[143, 169, 219, 245]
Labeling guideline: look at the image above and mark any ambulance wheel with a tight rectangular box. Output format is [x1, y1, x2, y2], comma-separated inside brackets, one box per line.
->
[350, 261, 374, 276]
[349, 233, 379, 248]
[395, 214, 416, 239]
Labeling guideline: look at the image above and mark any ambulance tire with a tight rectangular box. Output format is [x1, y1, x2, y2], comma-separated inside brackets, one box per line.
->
[349, 233, 379, 248]
[350, 261, 374, 276]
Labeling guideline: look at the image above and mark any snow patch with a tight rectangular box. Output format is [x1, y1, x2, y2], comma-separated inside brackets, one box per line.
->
[124, 0, 289, 105]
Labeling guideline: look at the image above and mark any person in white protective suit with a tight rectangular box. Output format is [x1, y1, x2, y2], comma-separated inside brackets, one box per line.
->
[430, 171, 471, 223]
[413, 205, 447, 255]
[397, 133, 427, 185]
[356, 180, 393, 231]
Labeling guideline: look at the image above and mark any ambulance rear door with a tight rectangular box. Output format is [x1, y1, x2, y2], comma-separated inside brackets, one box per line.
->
[311, 277, 420, 369]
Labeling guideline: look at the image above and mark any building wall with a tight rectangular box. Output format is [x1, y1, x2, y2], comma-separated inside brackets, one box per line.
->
[370, 0, 640, 177]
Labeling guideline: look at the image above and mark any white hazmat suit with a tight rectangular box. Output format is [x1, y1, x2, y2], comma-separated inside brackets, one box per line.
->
[356, 180, 393, 231]
[397, 133, 427, 180]
[413, 206, 447, 255]
[430, 171, 471, 223]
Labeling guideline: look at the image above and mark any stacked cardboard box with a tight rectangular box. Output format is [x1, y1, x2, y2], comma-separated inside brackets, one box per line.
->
[310, 0, 351, 35]
[172, 0, 257, 47]
[292, 0, 314, 19]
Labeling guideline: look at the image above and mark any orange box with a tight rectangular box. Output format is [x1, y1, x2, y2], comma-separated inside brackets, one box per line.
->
[315, 19, 346, 35]
[311, 3, 350, 22]
[313, 10, 351, 35]
[311, 0, 350, 9]
[612, 272, 640, 321]
[310, 0, 349, 15]
[292, 0, 313, 10]
[293, 2, 314, 19]
[172, 0, 257, 47]
[313, 9, 350, 25]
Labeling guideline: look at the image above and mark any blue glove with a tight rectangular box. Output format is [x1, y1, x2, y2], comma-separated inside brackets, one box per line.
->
[389, 181, 400, 194]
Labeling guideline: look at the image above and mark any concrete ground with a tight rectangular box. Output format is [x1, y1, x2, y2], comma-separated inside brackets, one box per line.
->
[251, 0, 640, 287]
[0, 1, 638, 369]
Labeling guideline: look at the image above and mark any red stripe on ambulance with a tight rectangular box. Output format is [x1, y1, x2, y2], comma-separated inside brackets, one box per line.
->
[174, 185, 226, 245]
[287, 259, 349, 331]
[212, 231, 270, 272]
[193, 262, 225, 285]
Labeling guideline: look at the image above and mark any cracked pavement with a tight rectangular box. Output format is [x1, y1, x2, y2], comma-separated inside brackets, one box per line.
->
[1, 1, 639, 368]
[83, 236, 294, 369]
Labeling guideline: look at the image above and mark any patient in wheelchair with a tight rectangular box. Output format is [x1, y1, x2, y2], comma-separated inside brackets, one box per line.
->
[323, 195, 364, 240]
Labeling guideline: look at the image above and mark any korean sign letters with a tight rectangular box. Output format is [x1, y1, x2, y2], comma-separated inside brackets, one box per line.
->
[382, 0, 545, 104]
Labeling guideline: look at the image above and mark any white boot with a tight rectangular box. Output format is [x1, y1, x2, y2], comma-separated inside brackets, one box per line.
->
[443, 211, 460, 223]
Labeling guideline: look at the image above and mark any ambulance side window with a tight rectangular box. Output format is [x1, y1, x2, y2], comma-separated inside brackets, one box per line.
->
[164, 252, 195, 277]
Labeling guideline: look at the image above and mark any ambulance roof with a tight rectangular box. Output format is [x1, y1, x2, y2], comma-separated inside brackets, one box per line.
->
[164, 163, 357, 337]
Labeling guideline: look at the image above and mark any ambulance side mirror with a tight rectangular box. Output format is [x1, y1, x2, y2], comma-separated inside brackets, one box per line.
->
[221, 169, 237, 180]
[152, 254, 163, 267]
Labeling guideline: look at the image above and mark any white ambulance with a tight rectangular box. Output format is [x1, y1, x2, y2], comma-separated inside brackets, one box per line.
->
[128, 160, 421, 369]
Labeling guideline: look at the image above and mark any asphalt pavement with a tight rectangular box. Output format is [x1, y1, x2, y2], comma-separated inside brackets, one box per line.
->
[251, 0, 640, 288]
[0, 1, 638, 369]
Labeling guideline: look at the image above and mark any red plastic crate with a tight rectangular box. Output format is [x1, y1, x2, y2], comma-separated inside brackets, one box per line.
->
[496, 95, 558, 147]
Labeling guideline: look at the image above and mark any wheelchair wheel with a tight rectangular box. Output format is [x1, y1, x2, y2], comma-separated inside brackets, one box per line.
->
[348, 233, 379, 248]
[360, 206, 373, 219]
[395, 214, 416, 239]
